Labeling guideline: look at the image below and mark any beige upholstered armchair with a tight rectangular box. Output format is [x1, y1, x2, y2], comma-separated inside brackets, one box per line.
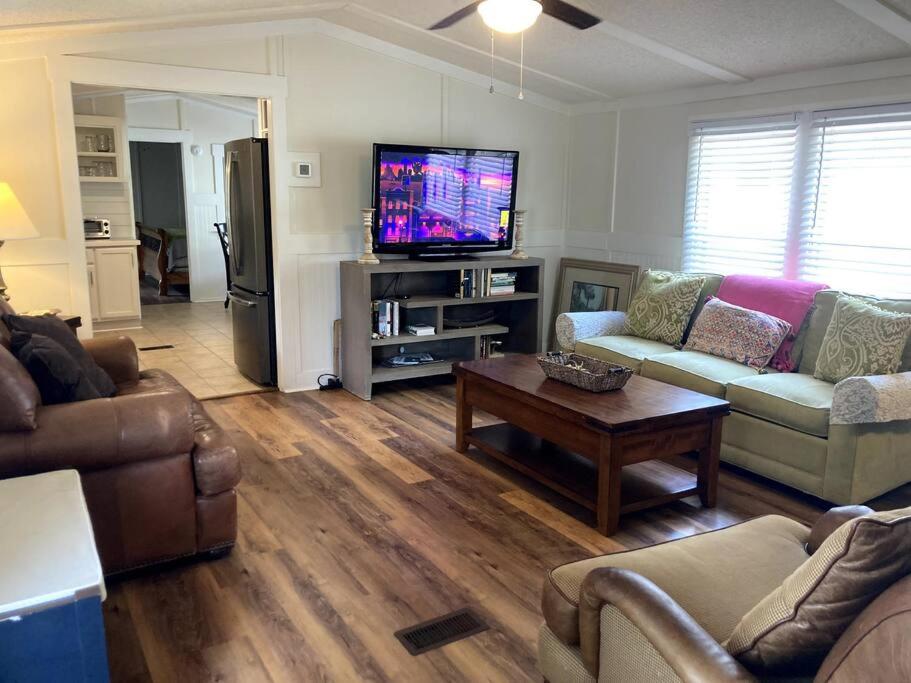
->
[539, 506, 911, 682]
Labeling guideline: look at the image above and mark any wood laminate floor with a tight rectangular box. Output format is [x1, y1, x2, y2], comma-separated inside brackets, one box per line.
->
[102, 378, 911, 682]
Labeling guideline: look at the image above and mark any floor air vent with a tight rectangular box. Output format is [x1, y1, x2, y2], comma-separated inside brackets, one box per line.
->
[137, 345, 175, 351]
[395, 608, 489, 655]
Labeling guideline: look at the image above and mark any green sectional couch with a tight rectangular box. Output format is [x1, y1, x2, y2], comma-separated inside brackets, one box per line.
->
[555, 283, 911, 504]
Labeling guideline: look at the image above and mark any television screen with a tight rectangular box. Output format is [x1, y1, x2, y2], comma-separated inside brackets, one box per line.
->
[372, 144, 519, 254]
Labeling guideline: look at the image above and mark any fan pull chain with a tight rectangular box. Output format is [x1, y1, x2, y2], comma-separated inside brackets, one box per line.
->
[489, 31, 495, 94]
[518, 31, 525, 100]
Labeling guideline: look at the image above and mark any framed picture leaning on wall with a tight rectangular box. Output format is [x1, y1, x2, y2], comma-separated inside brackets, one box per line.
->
[549, 259, 640, 349]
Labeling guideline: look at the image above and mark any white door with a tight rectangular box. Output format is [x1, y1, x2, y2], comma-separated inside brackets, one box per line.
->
[95, 247, 141, 320]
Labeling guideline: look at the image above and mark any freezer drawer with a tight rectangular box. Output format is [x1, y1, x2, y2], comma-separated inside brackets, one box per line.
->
[230, 289, 276, 386]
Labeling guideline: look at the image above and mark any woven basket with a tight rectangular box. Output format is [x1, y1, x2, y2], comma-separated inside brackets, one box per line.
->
[537, 353, 633, 393]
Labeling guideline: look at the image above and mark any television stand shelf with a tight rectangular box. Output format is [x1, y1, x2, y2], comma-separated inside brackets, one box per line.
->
[341, 256, 544, 400]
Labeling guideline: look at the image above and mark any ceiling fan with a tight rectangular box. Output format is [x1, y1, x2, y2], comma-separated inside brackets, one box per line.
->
[429, 0, 601, 34]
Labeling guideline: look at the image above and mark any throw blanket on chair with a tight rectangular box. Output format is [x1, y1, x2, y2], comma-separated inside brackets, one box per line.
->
[716, 275, 829, 371]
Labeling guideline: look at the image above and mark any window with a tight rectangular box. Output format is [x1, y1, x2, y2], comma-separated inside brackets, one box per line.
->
[683, 104, 911, 297]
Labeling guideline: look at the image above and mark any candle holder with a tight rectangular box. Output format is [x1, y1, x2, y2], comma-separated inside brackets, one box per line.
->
[510, 209, 529, 260]
[357, 208, 380, 265]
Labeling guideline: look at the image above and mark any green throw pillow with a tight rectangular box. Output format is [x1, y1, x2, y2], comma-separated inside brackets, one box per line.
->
[624, 271, 706, 346]
[814, 297, 911, 384]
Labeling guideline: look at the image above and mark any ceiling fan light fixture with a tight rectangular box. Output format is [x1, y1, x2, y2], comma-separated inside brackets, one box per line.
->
[478, 0, 542, 34]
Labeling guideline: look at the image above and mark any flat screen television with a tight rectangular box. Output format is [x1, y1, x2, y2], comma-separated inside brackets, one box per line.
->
[372, 143, 519, 256]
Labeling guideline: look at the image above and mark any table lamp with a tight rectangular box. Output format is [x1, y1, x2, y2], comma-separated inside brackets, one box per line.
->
[0, 182, 39, 302]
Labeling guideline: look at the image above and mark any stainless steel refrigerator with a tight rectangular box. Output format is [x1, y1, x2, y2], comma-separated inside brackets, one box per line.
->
[225, 137, 277, 386]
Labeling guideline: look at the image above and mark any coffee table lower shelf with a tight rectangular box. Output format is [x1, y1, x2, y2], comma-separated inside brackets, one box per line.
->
[464, 423, 700, 516]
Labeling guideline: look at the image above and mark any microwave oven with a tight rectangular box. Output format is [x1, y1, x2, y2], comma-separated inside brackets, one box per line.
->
[83, 218, 111, 240]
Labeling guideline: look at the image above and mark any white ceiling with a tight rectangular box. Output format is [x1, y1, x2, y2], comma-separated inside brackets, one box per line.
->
[5, 0, 911, 103]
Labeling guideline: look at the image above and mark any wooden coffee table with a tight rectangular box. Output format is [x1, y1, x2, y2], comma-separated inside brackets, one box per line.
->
[452, 355, 731, 535]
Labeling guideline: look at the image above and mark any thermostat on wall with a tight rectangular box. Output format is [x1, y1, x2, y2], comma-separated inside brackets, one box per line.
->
[290, 153, 321, 187]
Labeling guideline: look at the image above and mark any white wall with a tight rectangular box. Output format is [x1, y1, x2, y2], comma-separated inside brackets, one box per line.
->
[0, 58, 72, 313]
[280, 33, 569, 387]
[125, 95, 256, 302]
[579, 73, 911, 271]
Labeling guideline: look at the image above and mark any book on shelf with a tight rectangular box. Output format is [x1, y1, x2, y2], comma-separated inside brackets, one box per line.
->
[372, 298, 402, 337]
[406, 323, 435, 336]
[455, 269, 519, 299]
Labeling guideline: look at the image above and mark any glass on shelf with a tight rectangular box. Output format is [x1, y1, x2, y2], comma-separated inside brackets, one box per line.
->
[79, 164, 96, 177]
[99, 162, 115, 177]
[82, 135, 96, 153]
[95, 133, 112, 153]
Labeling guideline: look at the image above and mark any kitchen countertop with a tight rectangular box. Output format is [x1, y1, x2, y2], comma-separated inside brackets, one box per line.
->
[84, 239, 140, 248]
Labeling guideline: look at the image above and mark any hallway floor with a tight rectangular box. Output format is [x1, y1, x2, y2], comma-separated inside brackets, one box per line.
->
[97, 302, 267, 399]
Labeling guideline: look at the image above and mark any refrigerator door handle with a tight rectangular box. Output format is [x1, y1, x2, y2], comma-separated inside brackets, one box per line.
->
[225, 150, 243, 276]
[228, 292, 257, 308]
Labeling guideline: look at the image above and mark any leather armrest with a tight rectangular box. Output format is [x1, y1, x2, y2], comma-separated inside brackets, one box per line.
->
[82, 336, 140, 386]
[807, 505, 873, 554]
[579, 567, 755, 682]
[191, 401, 241, 496]
[0, 390, 195, 476]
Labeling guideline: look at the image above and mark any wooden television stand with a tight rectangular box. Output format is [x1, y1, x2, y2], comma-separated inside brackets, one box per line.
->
[340, 256, 544, 400]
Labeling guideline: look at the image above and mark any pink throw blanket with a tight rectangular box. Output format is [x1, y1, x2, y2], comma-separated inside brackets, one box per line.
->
[715, 275, 829, 371]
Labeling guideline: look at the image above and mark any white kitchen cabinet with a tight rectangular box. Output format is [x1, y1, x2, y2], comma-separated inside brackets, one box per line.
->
[86, 244, 140, 322]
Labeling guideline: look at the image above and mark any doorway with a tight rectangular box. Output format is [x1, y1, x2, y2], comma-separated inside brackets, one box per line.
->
[131, 140, 191, 304]
[72, 82, 271, 398]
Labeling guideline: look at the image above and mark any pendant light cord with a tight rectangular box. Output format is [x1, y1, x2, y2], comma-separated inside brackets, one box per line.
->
[519, 31, 525, 100]
[489, 31, 495, 94]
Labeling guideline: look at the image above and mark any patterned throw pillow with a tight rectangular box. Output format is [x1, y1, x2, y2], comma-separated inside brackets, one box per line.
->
[623, 271, 706, 346]
[684, 297, 791, 369]
[725, 507, 911, 674]
[814, 297, 911, 384]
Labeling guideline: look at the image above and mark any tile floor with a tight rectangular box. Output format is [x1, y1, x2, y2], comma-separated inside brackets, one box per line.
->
[97, 302, 268, 400]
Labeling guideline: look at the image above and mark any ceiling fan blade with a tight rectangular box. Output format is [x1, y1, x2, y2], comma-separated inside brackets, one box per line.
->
[429, 2, 482, 30]
[540, 0, 601, 29]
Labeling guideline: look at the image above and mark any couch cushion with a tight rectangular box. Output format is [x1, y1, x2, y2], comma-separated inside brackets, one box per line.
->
[0, 343, 40, 431]
[542, 515, 810, 646]
[726, 373, 834, 438]
[575, 336, 677, 372]
[115, 368, 189, 396]
[2, 314, 116, 397]
[800, 290, 911, 375]
[624, 270, 707, 346]
[715, 275, 828, 372]
[726, 507, 911, 675]
[11, 332, 103, 405]
[813, 297, 911, 384]
[684, 297, 791, 369]
[641, 350, 766, 398]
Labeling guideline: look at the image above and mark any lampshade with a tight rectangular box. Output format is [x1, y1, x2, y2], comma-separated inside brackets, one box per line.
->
[478, 0, 542, 34]
[0, 182, 38, 241]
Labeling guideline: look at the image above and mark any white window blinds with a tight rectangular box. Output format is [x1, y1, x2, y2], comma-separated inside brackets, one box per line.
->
[683, 105, 911, 297]
[800, 105, 911, 297]
[683, 116, 798, 276]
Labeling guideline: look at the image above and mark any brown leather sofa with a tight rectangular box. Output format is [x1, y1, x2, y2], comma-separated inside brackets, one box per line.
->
[0, 302, 241, 575]
[539, 506, 911, 682]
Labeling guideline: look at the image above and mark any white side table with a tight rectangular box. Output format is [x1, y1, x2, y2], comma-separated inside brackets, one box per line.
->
[0, 470, 109, 682]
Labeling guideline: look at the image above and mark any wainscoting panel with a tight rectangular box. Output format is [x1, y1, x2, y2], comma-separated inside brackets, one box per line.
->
[293, 252, 355, 390]
[188, 195, 226, 302]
